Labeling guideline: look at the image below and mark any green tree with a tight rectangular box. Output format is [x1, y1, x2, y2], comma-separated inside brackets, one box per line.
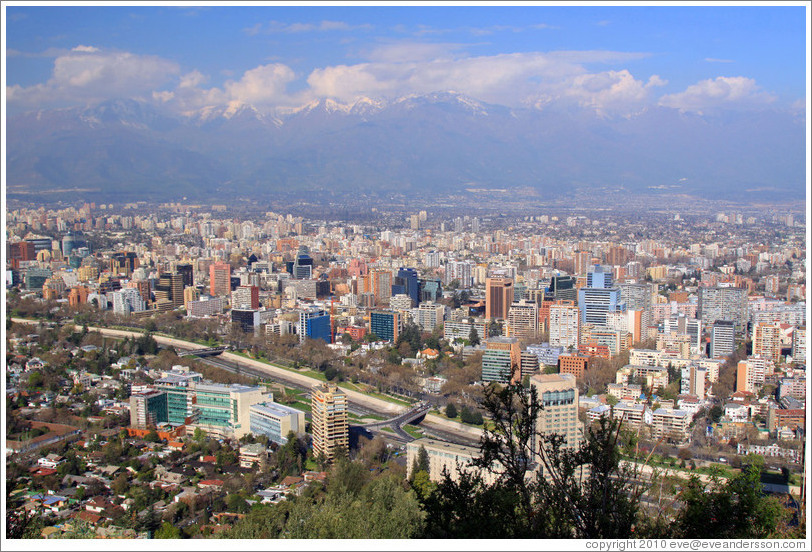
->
[468, 325, 480, 346]
[445, 403, 458, 419]
[410, 469, 436, 501]
[425, 383, 652, 538]
[111, 473, 129, 496]
[154, 521, 181, 539]
[327, 458, 371, 497]
[28, 371, 43, 389]
[459, 406, 483, 426]
[226, 494, 250, 513]
[282, 475, 425, 538]
[674, 464, 785, 538]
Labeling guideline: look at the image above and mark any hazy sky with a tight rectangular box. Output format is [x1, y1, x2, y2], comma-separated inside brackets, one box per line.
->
[4, 2, 808, 116]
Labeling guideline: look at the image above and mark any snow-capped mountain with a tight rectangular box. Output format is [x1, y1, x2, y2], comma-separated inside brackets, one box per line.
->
[6, 92, 805, 204]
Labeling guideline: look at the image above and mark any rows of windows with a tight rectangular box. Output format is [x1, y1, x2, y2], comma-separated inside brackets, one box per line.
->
[542, 389, 575, 406]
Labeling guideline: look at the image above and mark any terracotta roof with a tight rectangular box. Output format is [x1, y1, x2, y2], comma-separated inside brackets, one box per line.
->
[29, 467, 58, 477]
[280, 475, 303, 486]
[74, 511, 103, 524]
[198, 479, 224, 488]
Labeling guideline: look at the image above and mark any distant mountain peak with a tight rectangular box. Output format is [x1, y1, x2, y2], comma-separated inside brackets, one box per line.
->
[394, 91, 489, 116]
[185, 102, 281, 127]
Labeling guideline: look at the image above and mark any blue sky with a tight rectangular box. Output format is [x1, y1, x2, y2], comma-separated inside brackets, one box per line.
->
[4, 3, 808, 116]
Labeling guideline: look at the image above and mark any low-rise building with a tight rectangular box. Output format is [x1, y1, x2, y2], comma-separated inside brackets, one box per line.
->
[651, 408, 691, 442]
[248, 401, 306, 445]
[239, 443, 268, 468]
[406, 438, 499, 486]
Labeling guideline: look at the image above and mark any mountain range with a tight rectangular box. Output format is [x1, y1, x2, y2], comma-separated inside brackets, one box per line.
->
[6, 93, 806, 204]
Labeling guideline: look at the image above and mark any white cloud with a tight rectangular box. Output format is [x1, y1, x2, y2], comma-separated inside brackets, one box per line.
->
[704, 58, 734, 63]
[539, 70, 666, 117]
[179, 70, 207, 88]
[304, 50, 660, 116]
[153, 90, 175, 103]
[658, 76, 776, 114]
[223, 64, 297, 104]
[7, 47, 179, 109]
[167, 63, 298, 111]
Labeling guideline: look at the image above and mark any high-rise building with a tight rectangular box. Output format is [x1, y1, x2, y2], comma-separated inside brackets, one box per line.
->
[232, 284, 260, 310]
[661, 314, 702, 356]
[792, 326, 806, 363]
[406, 438, 498, 486]
[390, 294, 413, 312]
[371, 269, 393, 306]
[61, 231, 86, 257]
[486, 277, 514, 320]
[370, 310, 401, 342]
[287, 246, 314, 279]
[548, 303, 580, 351]
[481, 337, 521, 383]
[311, 383, 349, 463]
[520, 351, 540, 379]
[698, 286, 748, 333]
[299, 307, 332, 343]
[531, 373, 582, 459]
[710, 320, 736, 358]
[507, 299, 539, 341]
[232, 309, 260, 333]
[393, 267, 420, 307]
[574, 250, 592, 276]
[8, 241, 36, 269]
[752, 322, 783, 363]
[578, 265, 625, 326]
[176, 263, 194, 288]
[416, 302, 445, 332]
[110, 251, 139, 278]
[445, 260, 474, 288]
[209, 262, 232, 297]
[736, 358, 770, 394]
[548, 275, 577, 303]
[129, 389, 168, 429]
[183, 286, 200, 310]
[680, 366, 708, 400]
[419, 278, 443, 303]
[187, 296, 225, 317]
[154, 272, 184, 308]
[110, 288, 147, 314]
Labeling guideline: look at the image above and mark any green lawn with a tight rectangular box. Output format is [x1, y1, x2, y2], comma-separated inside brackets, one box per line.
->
[287, 401, 312, 412]
[380, 427, 395, 433]
[358, 413, 385, 421]
[402, 424, 424, 439]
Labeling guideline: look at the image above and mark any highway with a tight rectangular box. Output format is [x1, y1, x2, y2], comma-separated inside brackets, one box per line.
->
[10, 319, 483, 447]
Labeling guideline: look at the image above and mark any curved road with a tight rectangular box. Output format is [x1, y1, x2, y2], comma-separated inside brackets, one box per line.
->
[11, 318, 484, 445]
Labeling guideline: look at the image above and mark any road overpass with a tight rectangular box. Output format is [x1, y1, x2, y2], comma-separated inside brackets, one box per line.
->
[10, 318, 484, 445]
[177, 346, 228, 358]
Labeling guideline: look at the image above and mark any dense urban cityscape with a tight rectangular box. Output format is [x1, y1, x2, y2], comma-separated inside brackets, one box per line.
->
[4, 2, 809, 548]
[3, 197, 807, 540]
